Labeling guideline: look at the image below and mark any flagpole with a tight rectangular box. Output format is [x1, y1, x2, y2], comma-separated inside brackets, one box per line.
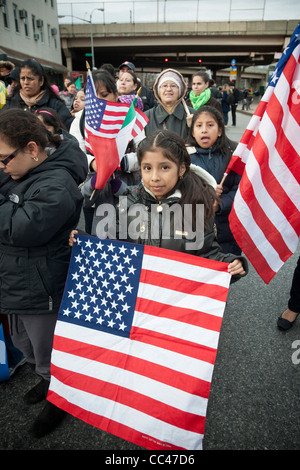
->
[86, 61, 97, 201]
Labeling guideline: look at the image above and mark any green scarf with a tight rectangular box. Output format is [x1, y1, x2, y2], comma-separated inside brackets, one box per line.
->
[189, 88, 211, 109]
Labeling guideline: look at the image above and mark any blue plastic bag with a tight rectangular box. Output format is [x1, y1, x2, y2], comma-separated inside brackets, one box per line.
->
[0, 323, 10, 381]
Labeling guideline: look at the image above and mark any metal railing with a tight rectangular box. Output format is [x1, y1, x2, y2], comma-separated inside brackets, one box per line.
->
[57, 0, 299, 25]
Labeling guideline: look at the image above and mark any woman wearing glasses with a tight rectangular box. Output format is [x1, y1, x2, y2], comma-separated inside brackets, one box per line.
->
[144, 68, 195, 139]
[0, 109, 87, 437]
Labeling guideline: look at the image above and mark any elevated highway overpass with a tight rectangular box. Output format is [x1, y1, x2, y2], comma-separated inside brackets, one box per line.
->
[59, 19, 298, 84]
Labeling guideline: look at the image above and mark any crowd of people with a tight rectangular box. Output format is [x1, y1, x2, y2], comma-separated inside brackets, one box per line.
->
[0, 54, 297, 441]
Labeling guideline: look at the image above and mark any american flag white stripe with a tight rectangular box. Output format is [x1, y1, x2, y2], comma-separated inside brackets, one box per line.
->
[52, 321, 215, 383]
[228, 31, 300, 284]
[48, 236, 231, 449]
[51, 349, 209, 416]
[50, 374, 205, 450]
[141, 252, 231, 288]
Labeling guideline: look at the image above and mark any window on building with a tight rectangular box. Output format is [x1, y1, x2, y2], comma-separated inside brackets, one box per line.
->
[38, 20, 44, 43]
[13, 4, 20, 33]
[2, 0, 9, 28]
[32, 14, 36, 34]
[20, 10, 29, 37]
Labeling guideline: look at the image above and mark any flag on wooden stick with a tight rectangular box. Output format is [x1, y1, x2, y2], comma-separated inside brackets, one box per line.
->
[48, 235, 232, 450]
[227, 23, 300, 284]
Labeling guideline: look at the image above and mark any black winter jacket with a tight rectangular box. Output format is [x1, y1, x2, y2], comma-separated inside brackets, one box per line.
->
[2, 91, 73, 130]
[0, 131, 88, 315]
[113, 184, 247, 281]
[187, 144, 242, 255]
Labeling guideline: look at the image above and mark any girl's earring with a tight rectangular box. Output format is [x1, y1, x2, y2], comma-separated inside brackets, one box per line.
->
[34, 157, 39, 162]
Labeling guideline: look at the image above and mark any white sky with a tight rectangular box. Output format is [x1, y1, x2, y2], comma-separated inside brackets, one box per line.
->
[56, 0, 300, 24]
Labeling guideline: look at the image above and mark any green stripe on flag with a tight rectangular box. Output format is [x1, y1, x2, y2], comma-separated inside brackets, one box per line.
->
[121, 97, 137, 129]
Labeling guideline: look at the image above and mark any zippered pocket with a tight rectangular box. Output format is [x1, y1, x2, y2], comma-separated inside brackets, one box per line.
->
[35, 264, 54, 311]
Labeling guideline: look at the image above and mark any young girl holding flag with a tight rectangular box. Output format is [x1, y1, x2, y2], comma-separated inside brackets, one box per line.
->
[186, 105, 242, 256]
[70, 129, 247, 281]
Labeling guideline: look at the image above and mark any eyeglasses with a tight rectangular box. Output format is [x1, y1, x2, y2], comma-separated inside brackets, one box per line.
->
[0, 148, 21, 166]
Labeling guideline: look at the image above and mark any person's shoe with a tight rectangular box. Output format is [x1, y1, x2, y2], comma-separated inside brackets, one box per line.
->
[24, 378, 49, 404]
[9, 357, 26, 377]
[29, 401, 66, 438]
[277, 310, 299, 331]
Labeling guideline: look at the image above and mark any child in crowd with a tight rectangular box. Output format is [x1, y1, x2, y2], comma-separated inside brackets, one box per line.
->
[70, 89, 85, 117]
[186, 106, 242, 256]
[70, 129, 247, 281]
[34, 107, 67, 134]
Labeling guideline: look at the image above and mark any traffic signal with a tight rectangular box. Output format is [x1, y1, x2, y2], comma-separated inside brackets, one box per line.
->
[198, 59, 202, 63]
[165, 58, 169, 62]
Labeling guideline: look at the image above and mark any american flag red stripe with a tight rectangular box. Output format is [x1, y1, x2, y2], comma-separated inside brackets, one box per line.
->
[228, 25, 300, 284]
[48, 235, 231, 450]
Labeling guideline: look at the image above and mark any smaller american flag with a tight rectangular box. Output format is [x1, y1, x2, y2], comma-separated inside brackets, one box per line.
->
[48, 235, 231, 450]
[84, 74, 148, 189]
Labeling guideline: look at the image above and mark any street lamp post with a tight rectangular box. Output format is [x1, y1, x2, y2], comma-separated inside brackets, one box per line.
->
[89, 8, 104, 70]
[58, 8, 104, 70]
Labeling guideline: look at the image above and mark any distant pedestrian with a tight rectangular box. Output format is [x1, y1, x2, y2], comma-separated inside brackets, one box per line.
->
[221, 83, 231, 126]
[229, 84, 240, 126]
[277, 256, 300, 330]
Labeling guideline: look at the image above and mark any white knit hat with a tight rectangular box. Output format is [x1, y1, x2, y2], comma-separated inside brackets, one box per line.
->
[157, 69, 185, 96]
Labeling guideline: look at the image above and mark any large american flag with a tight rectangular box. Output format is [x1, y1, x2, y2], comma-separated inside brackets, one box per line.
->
[84, 74, 148, 189]
[227, 23, 300, 284]
[48, 235, 231, 450]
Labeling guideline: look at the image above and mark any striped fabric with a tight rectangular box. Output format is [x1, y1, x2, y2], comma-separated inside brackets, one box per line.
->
[48, 235, 231, 450]
[227, 23, 300, 283]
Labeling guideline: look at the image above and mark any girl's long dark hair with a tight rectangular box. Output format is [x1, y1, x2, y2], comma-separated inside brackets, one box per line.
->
[186, 105, 237, 165]
[93, 69, 118, 96]
[137, 129, 218, 228]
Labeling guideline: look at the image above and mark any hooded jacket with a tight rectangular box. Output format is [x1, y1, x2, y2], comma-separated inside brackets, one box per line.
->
[0, 131, 88, 315]
[145, 69, 195, 139]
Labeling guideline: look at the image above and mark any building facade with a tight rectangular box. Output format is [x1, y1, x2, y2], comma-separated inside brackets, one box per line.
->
[0, 0, 66, 81]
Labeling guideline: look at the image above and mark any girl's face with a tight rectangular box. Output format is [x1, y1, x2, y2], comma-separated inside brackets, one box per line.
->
[192, 75, 209, 96]
[20, 67, 44, 97]
[73, 90, 85, 112]
[96, 81, 117, 102]
[118, 72, 137, 95]
[192, 112, 222, 149]
[67, 83, 77, 95]
[141, 148, 185, 200]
